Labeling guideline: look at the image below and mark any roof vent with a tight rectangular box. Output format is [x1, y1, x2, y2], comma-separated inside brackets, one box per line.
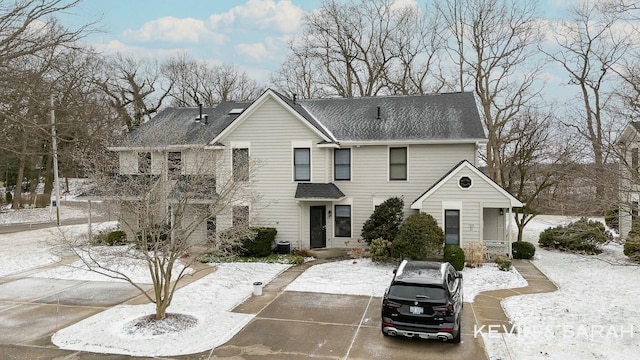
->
[229, 108, 244, 115]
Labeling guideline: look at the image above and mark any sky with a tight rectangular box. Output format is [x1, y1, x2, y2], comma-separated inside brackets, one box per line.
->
[57, 0, 574, 83]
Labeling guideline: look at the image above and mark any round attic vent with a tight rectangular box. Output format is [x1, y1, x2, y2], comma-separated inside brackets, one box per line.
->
[459, 176, 472, 189]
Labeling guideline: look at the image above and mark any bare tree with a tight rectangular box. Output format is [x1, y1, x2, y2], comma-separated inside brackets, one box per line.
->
[68, 123, 259, 320]
[285, 0, 448, 97]
[542, 0, 631, 211]
[163, 54, 263, 107]
[94, 54, 172, 131]
[437, 0, 544, 187]
[500, 109, 573, 241]
[0, 0, 94, 208]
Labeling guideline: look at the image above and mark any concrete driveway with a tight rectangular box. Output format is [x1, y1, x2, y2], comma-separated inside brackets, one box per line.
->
[211, 291, 484, 360]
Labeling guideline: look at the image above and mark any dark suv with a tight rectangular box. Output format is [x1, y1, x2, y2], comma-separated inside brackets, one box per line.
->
[381, 260, 463, 343]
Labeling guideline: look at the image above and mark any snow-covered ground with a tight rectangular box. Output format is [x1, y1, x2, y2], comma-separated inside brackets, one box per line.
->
[2, 203, 639, 358]
[483, 215, 640, 360]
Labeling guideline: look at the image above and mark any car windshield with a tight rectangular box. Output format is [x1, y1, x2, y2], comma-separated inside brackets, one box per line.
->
[388, 284, 446, 300]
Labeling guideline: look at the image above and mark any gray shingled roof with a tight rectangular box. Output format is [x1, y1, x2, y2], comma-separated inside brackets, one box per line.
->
[113, 90, 485, 148]
[295, 183, 345, 200]
[114, 102, 252, 147]
[296, 92, 485, 141]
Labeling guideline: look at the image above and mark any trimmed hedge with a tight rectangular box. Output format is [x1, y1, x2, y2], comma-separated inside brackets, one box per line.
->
[391, 212, 444, 260]
[369, 238, 391, 263]
[361, 197, 404, 244]
[107, 230, 127, 246]
[444, 244, 465, 271]
[238, 227, 277, 257]
[512, 241, 535, 259]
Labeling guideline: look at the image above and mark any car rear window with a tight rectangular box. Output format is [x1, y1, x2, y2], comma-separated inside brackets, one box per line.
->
[388, 284, 446, 300]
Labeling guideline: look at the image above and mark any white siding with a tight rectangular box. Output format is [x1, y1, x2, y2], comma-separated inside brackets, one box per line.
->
[335, 144, 476, 245]
[119, 152, 138, 174]
[418, 167, 513, 246]
[220, 97, 327, 248]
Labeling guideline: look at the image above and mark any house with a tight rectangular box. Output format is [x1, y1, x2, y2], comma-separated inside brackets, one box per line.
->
[617, 121, 640, 237]
[107, 89, 522, 255]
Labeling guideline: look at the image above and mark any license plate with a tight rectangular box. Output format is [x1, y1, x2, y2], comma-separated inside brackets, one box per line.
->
[409, 306, 423, 314]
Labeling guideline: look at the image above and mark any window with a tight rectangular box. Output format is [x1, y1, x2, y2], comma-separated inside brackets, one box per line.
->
[233, 148, 249, 181]
[633, 201, 638, 223]
[294, 148, 310, 181]
[389, 147, 407, 180]
[445, 209, 460, 245]
[335, 205, 351, 237]
[633, 148, 639, 171]
[138, 152, 151, 173]
[334, 148, 351, 181]
[206, 216, 216, 242]
[233, 206, 249, 227]
[167, 152, 181, 179]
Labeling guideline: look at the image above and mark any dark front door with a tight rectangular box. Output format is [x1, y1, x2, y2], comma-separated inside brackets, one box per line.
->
[310, 206, 326, 248]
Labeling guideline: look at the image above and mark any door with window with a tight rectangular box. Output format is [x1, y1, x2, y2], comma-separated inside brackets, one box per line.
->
[445, 209, 460, 245]
[310, 206, 326, 248]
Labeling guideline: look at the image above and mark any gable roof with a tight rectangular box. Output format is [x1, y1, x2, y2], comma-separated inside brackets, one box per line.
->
[111, 102, 252, 149]
[111, 89, 486, 149]
[618, 121, 640, 144]
[410, 160, 523, 209]
[296, 91, 485, 142]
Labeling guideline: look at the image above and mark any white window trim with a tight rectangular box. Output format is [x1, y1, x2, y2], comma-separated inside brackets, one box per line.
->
[387, 145, 409, 181]
[333, 198, 353, 238]
[334, 147, 352, 181]
[231, 142, 251, 182]
[292, 140, 313, 182]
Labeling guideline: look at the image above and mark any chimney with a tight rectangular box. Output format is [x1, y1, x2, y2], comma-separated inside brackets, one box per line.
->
[196, 103, 203, 122]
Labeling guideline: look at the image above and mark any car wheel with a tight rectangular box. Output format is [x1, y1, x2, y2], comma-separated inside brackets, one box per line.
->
[451, 319, 461, 343]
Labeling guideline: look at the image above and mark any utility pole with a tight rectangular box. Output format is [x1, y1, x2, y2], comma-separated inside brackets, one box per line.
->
[51, 95, 61, 226]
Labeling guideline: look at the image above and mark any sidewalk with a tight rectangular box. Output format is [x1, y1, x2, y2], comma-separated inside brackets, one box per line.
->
[470, 259, 558, 333]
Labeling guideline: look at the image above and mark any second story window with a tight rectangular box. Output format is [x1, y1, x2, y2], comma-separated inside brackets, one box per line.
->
[389, 147, 407, 180]
[334, 148, 351, 181]
[138, 152, 151, 173]
[233, 148, 249, 181]
[294, 148, 310, 181]
[633, 148, 638, 172]
[233, 205, 249, 227]
[167, 152, 181, 179]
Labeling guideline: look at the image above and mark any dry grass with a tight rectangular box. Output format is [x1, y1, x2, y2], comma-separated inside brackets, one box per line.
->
[463, 241, 487, 268]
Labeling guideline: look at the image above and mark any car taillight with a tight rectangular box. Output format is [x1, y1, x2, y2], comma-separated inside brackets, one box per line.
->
[383, 299, 402, 308]
[433, 304, 454, 315]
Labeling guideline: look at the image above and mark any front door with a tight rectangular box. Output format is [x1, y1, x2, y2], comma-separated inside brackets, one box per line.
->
[310, 206, 326, 248]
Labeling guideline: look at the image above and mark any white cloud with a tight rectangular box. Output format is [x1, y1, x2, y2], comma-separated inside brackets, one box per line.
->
[208, 0, 304, 33]
[236, 42, 269, 62]
[123, 16, 226, 44]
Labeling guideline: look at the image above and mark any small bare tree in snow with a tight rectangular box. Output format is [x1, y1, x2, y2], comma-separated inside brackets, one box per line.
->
[66, 120, 259, 320]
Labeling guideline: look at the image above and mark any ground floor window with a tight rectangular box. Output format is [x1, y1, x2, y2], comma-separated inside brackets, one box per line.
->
[335, 205, 351, 237]
[207, 216, 216, 241]
[445, 209, 460, 245]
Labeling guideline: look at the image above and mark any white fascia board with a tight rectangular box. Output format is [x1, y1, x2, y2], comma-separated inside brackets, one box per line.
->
[209, 89, 334, 145]
[338, 138, 486, 146]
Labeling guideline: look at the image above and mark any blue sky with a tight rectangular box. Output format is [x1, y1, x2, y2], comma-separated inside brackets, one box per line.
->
[59, 0, 573, 82]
